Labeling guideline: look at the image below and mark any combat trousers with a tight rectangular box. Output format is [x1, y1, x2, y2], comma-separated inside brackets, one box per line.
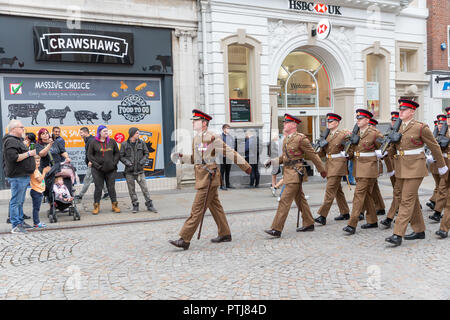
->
[434, 171, 449, 213]
[179, 186, 231, 242]
[439, 192, 450, 232]
[317, 176, 349, 217]
[387, 176, 401, 219]
[125, 173, 152, 206]
[372, 182, 385, 210]
[271, 183, 314, 232]
[348, 178, 377, 228]
[429, 174, 440, 203]
[393, 178, 426, 237]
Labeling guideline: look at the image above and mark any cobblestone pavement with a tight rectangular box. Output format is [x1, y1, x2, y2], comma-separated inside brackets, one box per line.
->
[1, 194, 449, 300]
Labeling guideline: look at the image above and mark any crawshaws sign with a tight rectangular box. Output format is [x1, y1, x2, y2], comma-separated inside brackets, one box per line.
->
[33, 26, 134, 64]
[288, 1, 342, 15]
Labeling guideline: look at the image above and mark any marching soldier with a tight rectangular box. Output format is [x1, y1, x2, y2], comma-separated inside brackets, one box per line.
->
[435, 107, 450, 239]
[169, 109, 251, 250]
[380, 111, 401, 228]
[428, 114, 449, 222]
[264, 114, 327, 238]
[385, 100, 448, 246]
[368, 118, 386, 216]
[314, 113, 351, 224]
[426, 120, 440, 211]
[343, 109, 385, 235]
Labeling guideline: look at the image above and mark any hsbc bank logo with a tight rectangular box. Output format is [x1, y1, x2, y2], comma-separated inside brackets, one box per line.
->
[289, 1, 342, 15]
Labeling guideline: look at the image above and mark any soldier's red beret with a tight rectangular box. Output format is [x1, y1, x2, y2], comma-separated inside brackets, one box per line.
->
[191, 109, 212, 121]
[326, 113, 342, 122]
[437, 114, 447, 123]
[283, 113, 301, 124]
[369, 118, 378, 126]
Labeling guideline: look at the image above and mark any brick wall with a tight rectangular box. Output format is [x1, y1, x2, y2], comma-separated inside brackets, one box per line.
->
[427, 0, 450, 70]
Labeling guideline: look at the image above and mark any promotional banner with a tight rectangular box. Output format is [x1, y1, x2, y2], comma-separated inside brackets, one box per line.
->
[0, 74, 165, 175]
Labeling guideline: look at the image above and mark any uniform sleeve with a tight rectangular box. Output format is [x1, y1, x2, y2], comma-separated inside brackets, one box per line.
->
[180, 141, 194, 164]
[300, 137, 325, 173]
[422, 125, 446, 168]
[213, 136, 250, 172]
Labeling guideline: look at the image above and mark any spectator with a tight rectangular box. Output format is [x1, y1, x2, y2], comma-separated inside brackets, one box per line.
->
[52, 126, 65, 148]
[53, 176, 73, 202]
[75, 127, 109, 200]
[2, 120, 36, 233]
[245, 129, 260, 187]
[30, 155, 50, 228]
[119, 127, 157, 213]
[220, 124, 236, 190]
[24, 132, 36, 149]
[87, 125, 121, 214]
[36, 128, 71, 170]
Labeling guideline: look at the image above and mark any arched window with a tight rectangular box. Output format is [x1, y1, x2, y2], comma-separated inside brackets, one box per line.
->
[221, 30, 261, 125]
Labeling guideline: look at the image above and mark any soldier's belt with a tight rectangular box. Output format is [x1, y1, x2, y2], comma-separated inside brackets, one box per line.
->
[284, 159, 303, 166]
[355, 152, 376, 157]
[444, 153, 449, 158]
[396, 147, 425, 156]
[327, 153, 345, 159]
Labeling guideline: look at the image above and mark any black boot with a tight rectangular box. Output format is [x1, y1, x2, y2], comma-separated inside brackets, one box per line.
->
[211, 235, 232, 243]
[314, 216, 326, 225]
[361, 222, 378, 229]
[343, 225, 356, 235]
[334, 213, 350, 221]
[296, 225, 314, 232]
[429, 211, 441, 222]
[426, 200, 435, 210]
[404, 231, 425, 240]
[385, 234, 402, 246]
[380, 218, 392, 228]
[169, 238, 190, 250]
[264, 229, 281, 238]
[145, 200, 158, 213]
[376, 209, 386, 216]
[435, 230, 448, 239]
[132, 202, 139, 214]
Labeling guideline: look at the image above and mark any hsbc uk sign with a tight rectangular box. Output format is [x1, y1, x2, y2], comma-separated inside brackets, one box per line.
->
[289, 1, 342, 15]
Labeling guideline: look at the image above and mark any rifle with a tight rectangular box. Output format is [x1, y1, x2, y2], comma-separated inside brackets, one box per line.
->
[342, 123, 360, 154]
[436, 122, 449, 149]
[380, 118, 402, 154]
[312, 128, 330, 152]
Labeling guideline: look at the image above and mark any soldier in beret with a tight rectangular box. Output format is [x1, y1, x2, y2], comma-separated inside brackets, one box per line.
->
[385, 100, 448, 246]
[314, 113, 351, 225]
[264, 114, 327, 238]
[426, 119, 440, 211]
[169, 109, 251, 250]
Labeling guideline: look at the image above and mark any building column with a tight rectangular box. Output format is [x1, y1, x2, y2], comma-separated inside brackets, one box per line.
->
[334, 87, 356, 130]
[173, 29, 199, 184]
[269, 85, 281, 139]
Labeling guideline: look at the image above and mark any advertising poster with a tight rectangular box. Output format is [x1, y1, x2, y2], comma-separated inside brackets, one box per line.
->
[0, 75, 165, 175]
[366, 81, 380, 118]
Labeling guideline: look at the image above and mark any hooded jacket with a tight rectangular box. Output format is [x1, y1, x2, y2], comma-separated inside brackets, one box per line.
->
[2, 134, 36, 178]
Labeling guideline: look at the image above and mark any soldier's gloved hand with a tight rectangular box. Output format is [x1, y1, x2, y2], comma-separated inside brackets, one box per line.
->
[426, 154, 434, 165]
[264, 159, 272, 168]
[438, 166, 448, 176]
[245, 167, 252, 175]
[320, 171, 327, 178]
[375, 150, 387, 159]
[387, 171, 395, 177]
[339, 151, 349, 158]
[170, 152, 182, 163]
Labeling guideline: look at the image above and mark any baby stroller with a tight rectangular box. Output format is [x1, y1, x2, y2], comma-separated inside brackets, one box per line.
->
[44, 160, 81, 223]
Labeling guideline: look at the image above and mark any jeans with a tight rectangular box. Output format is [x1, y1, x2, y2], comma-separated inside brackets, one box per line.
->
[125, 173, 152, 206]
[91, 167, 117, 203]
[79, 166, 108, 197]
[8, 176, 30, 228]
[30, 189, 43, 225]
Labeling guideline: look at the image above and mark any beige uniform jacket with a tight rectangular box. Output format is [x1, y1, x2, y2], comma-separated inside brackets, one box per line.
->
[318, 130, 349, 177]
[181, 130, 250, 189]
[387, 120, 445, 179]
[278, 132, 325, 184]
[348, 127, 383, 178]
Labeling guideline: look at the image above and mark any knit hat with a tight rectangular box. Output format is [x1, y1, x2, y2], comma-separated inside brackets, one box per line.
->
[128, 127, 139, 138]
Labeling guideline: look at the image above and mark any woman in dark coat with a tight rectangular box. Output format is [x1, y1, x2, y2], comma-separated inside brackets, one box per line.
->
[87, 125, 121, 214]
